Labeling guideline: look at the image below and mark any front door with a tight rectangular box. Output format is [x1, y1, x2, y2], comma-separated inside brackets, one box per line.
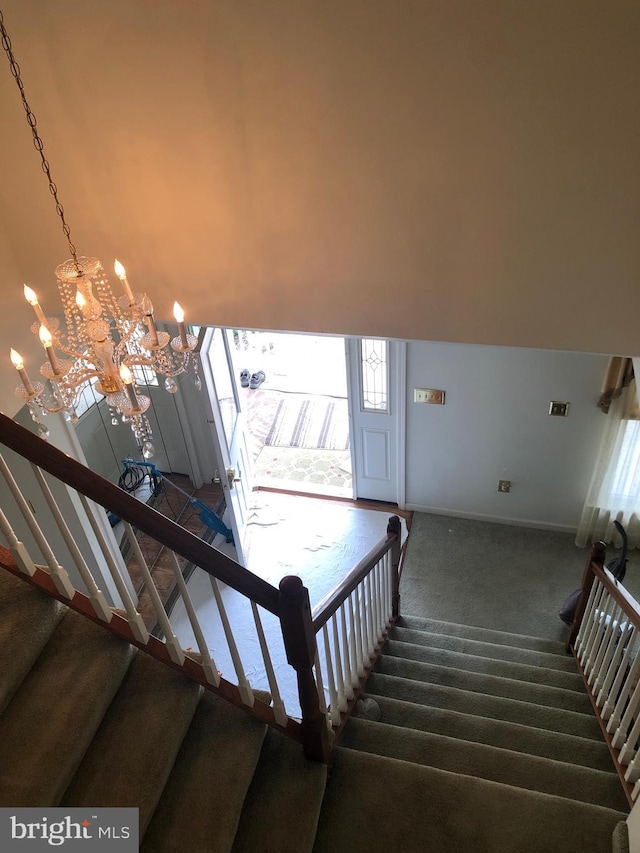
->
[200, 327, 254, 564]
[347, 337, 405, 505]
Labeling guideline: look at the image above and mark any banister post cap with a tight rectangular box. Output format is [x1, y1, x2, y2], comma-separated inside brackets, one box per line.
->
[279, 575, 304, 598]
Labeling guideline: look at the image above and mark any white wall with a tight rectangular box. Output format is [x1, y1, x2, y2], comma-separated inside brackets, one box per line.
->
[404, 342, 608, 530]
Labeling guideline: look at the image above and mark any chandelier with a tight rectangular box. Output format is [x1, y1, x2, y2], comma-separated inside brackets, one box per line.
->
[1, 10, 200, 458]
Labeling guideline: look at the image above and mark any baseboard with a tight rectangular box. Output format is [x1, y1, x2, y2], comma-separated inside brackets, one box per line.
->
[403, 503, 578, 534]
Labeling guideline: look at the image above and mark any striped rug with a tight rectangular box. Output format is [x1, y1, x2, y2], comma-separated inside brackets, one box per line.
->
[264, 396, 350, 450]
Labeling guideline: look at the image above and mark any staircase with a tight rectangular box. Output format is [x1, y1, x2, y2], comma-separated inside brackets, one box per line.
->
[0, 569, 630, 852]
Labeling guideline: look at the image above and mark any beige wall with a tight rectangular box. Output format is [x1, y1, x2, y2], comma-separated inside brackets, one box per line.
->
[1, 1, 638, 416]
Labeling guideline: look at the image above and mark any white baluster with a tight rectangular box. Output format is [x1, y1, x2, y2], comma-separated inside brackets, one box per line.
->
[589, 603, 621, 689]
[0, 453, 73, 596]
[618, 698, 640, 766]
[632, 779, 640, 802]
[331, 613, 347, 712]
[208, 575, 253, 706]
[123, 522, 185, 666]
[383, 550, 392, 627]
[169, 552, 220, 686]
[322, 624, 340, 725]
[598, 624, 636, 709]
[78, 495, 149, 643]
[357, 581, 370, 669]
[313, 650, 332, 731]
[349, 588, 364, 676]
[250, 600, 287, 725]
[624, 753, 640, 783]
[577, 583, 605, 664]
[348, 589, 363, 683]
[375, 559, 385, 642]
[602, 628, 638, 719]
[581, 586, 608, 671]
[575, 580, 600, 656]
[609, 662, 640, 745]
[339, 603, 354, 700]
[0, 505, 35, 575]
[585, 591, 614, 675]
[365, 573, 376, 659]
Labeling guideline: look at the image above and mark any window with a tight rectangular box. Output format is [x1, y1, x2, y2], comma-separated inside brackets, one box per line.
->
[360, 339, 388, 412]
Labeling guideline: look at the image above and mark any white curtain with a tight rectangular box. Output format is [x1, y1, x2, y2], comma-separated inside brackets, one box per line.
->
[576, 377, 640, 548]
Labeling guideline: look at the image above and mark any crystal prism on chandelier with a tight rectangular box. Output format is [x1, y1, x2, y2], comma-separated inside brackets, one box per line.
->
[11, 257, 201, 457]
[1, 7, 202, 457]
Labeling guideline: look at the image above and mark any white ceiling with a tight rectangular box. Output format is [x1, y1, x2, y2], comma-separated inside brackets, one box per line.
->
[1, 1, 639, 415]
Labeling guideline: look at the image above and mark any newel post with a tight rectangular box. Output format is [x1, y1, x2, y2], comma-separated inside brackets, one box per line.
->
[278, 575, 331, 763]
[567, 540, 606, 652]
[387, 515, 402, 621]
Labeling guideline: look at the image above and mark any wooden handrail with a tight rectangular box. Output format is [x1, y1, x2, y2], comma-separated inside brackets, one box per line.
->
[311, 516, 401, 633]
[0, 412, 280, 615]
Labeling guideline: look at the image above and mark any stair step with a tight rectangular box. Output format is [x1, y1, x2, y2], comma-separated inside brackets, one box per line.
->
[341, 719, 627, 811]
[384, 638, 585, 692]
[61, 652, 203, 834]
[398, 615, 568, 656]
[314, 748, 626, 853]
[388, 624, 578, 673]
[141, 691, 268, 852]
[0, 609, 134, 807]
[366, 672, 603, 740]
[231, 728, 328, 853]
[361, 694, 614, 772]
[0, 568, 65, 713]
[375, 654, 593, 714]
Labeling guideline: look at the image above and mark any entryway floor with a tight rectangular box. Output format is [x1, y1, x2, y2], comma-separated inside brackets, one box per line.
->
[170, 490, 410, 717]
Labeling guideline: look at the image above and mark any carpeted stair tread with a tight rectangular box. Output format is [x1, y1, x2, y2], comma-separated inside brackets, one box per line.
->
[141, 690, 268, 853]
[384, 638, 586, 692]
[360, 693, 614, 772]
[398, 614, 567, 656]
[0, 568, 65, 713]
[388, 624, 579, 673]
[340, 719, 628, 811]
[612, 820, 630, 853]
[61, 652, 203, 834]
[366, 672, 603, 740]
[232, 728, 328, 853]
[0, 609, 134, 807]
[375, 654, 593, 714]
[313, 748, 626, 853]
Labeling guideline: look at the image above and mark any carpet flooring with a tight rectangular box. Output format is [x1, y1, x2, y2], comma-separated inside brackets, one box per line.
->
[0, 510, 631, 852]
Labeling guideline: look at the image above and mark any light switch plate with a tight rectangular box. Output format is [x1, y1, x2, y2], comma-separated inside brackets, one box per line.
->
[414, 388, 445, 405]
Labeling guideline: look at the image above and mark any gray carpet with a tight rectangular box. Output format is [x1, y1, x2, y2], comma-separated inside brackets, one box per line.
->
[399, 512, 629, 642]
[0, 508, 631, 852]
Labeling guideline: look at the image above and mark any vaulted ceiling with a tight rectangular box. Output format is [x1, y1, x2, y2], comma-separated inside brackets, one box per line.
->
[1, 1, 638, 415]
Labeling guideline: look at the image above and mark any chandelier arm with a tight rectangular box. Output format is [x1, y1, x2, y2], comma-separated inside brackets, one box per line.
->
[0, 9, 80, 272]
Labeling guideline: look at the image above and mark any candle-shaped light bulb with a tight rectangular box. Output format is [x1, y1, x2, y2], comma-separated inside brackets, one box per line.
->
[173, 302, 189, 348]
[114, 258, 134, 303]
[39, 324, 61, 375]
[75, 290, 86, 310]
[23, 284, 48, 325]
[38, 325, 53, 348]
[119, 363, 139, 410]
[10, 348, 24, 370]
[10, 348, 35, 395]
[142, 293, 158, 346]
[119, 363, 133, 385]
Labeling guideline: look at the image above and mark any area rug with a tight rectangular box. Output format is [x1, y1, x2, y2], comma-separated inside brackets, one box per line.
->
[264, 396, 350, 451]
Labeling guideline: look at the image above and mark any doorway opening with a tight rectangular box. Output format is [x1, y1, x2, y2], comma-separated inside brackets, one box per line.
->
[227, 330, 352, 497]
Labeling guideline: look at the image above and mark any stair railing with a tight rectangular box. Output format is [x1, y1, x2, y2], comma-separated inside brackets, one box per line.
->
[0, 412, 402, 762]
[567, 541, 640, 806]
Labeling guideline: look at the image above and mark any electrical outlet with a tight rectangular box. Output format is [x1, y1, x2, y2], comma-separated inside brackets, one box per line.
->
[549, 401, 570, 417]
[498, 480, 511, 493]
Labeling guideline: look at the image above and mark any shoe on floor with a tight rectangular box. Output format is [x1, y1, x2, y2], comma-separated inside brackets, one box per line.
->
[249, 370, 266, 389]
[239, 369, 250, 387]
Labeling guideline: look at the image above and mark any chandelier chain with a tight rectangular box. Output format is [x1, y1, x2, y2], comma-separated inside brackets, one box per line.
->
[0, 9, 80, 271]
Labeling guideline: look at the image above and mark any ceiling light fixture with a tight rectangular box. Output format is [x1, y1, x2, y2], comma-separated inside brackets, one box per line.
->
[1, 10, 201, 457]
